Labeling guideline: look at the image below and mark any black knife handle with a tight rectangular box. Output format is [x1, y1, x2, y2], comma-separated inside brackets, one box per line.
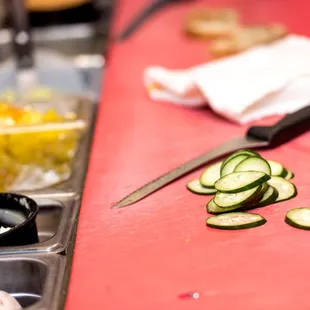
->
[117, 0, 171, 41]
[247, 105, 310, 145]
[9, 0, 34, 70]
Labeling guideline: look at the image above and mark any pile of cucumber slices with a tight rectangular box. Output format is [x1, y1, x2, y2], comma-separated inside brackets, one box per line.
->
[187, 149, 308, 230]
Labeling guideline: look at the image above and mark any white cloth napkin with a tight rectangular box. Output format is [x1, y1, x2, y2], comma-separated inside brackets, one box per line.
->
[144, 35, 310, 124]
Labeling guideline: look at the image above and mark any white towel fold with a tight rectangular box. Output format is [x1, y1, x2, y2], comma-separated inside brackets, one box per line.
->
[144, 35, 310, 124]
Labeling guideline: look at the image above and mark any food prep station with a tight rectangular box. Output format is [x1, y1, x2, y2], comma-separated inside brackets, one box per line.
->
[2, 0, 308, 309]
[0, 6, 110, 308]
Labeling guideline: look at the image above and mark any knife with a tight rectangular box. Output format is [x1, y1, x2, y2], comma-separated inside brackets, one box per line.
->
[117, 0, 192, 41]
[112, 105, 310, 208]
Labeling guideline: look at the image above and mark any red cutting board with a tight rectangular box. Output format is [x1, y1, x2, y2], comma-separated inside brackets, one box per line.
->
[66, 1, 310, 310]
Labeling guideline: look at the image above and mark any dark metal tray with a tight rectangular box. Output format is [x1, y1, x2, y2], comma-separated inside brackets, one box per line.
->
[0, 18, 107, 310]
[0, 254, 66, 309]
[0, 196, 80, 255]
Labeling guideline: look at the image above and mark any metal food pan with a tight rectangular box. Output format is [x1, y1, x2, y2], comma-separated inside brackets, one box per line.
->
[0, 196, 80, 255]
[0, 254, 66, 309]
[0, 97, 95, 196]
[22, 98, 95, 197]
[0, 88, 93, 119]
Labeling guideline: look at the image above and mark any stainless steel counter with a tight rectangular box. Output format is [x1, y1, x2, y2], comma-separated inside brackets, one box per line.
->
[0, 21, 108, 309]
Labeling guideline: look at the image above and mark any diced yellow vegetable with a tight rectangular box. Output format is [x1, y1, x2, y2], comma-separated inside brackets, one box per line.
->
[0, 101, 80, 191]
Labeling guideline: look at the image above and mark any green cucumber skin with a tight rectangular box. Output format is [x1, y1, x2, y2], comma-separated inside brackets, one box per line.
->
[220, 149, 260, 171]
[285, 217, 310, 230]
[206, 199, 237, 214]
[187, 187, 216, 195]
[238, 149, 262, 157]
[248, 183, 269, 204]
[281, 168, 288, 178]
[208, 202, 256, 214]
[186, 180, 217, 195]
[285, 208, 310, 230]
[268, 178, 298, 203]
[215, 185, 270, 213]
[231, 186, 278, 211]
[214, 185, 263, 208]
[215, 172, 270, 194]
[207, 185, 278, 215]
[285, 170, 294, 180]
[268, 160, 284, 176]
[206, 212, 267, 230]
[220, 154, 245, 171]
[209, 200, 270, 215]
[220, 154, 249, 177]
[276, 188, 298, 203]
[207, 209, 232, 215]
[206, 219, 266, 230]
[199, 161, 222, 188]
[234, 157, 271, 176]
[257, 186, 279, 207]
[233, 184, 266, 207]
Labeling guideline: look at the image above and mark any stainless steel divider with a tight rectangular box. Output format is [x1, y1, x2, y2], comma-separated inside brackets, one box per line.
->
[0, 54, 103, 308]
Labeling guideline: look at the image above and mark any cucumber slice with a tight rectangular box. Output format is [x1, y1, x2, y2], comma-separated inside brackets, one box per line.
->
[252, 183, 269, 203]
[214, 185, 262, 208]
[186, 179, 217, 195]
[222, 149, 261, 166]
[209, 184, 270, 214]
[220, 154, 249, 177]
[257, 185, 279, 207]
[214, 171, 270, 193]
[285, 170, 294, 180]
[281, 168, 288, 178]
[206, 199, 238, 214]
[285, 208, 310, 230]
[235, 149, 261, 158]
[220, 149, 261, 172]
[206, 212, 266, 230]
[200, 161, 222, 188]
[268, 160, 284, 176]
[267, 176, 297, 202]
[234, 157, 271, 175]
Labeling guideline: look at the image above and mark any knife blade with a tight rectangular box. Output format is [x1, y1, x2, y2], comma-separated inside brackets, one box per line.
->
[112, 105, 310, 208]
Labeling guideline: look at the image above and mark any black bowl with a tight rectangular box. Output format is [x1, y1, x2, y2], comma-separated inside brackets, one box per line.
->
[0, 193, 39, 247]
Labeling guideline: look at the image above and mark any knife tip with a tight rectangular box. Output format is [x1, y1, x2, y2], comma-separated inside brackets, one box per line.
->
[111, 189, 149, 209]
[111, 200, 131, 209]
[111, 202, 123, 209]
